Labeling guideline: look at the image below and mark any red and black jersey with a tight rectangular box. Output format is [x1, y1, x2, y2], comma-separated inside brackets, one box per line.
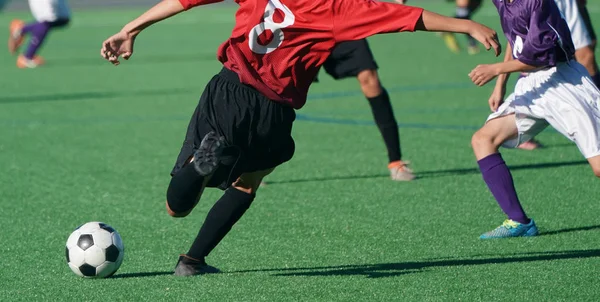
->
[179, 0, 423, 109]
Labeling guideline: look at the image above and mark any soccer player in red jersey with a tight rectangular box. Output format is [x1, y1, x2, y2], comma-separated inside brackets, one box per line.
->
[100, 0, 500, 276]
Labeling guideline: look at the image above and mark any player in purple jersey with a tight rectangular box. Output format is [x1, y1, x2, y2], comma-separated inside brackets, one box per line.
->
[468, 0, 600, 239]
[517, 0, 600, 151]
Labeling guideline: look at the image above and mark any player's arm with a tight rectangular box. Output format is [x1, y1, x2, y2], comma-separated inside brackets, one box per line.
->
[101, 0, 222, 65]
[484, 42, 514, 111]
[495, 42, 514, 87]
[332, 0, 500, 56]
[469, 53, 538, 87]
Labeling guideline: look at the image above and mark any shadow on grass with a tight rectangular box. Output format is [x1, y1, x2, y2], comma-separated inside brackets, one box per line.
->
[232, 249, 600, 278]
[110, 271, 172, 279]
[540, 225, 600, 236]
[263, 160, 588, 185]
[0, 88, 196, 104]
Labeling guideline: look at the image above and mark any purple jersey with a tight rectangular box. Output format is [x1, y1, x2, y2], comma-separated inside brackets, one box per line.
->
[492, 0, 575, 67]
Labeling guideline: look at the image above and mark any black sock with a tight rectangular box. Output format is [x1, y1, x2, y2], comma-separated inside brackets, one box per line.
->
[186, 188, 255, 260]
[367, 89, 402, 163]
[166, 163, 206, 214]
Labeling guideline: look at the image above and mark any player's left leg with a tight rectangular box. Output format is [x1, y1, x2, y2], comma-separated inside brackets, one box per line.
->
[588, 156, 600, 178]
[472, 114, 539, 239]
[356, 69, 414, 181]
[574, 46, 600, 88]
[323, 39, 414, 181]
[166, 132, 226, 218]
[174, 168, 274, 276]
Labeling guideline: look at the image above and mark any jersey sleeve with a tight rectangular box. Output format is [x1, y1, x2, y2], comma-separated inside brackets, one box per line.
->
[332, 0, 424, 42]
[519, 0, 565, 66]
[178, 0, 223, 10]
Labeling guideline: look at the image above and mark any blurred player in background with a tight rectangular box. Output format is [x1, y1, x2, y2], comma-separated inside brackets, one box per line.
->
[468, 0, 600, 239]
[317, 38, 415, 181]
[441, 0, 483, 54]
[100, 0, 500, 275]
[516, 0, 600, 150]
[7, 0, 70, 68]
[577, 0, 596, 48]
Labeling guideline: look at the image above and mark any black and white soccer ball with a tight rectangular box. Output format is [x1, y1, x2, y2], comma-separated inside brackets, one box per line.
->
[65, 222, 124, 278]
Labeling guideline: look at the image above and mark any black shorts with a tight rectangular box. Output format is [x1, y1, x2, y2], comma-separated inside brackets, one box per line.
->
[322, 39, 378, 80]
[171, 68, 296, 190]
[578, 1, 597, 42]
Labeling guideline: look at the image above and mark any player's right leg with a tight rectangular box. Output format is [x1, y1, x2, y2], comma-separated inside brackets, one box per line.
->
[174, 168, 274, 276]
[472, 113, 539, 239]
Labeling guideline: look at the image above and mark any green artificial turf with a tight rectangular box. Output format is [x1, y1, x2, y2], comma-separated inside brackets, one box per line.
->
[1, 2, 600, 301]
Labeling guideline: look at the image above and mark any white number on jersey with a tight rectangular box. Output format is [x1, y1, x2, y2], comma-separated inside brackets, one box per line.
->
[248, 0, 296, 54]
[513, 35, 524, 58]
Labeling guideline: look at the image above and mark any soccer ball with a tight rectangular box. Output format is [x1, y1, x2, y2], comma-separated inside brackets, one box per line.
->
[65, 222, 124, 278]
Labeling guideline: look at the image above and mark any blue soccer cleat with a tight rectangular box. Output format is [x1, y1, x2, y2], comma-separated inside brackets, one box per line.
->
[480, 219, 539, 239]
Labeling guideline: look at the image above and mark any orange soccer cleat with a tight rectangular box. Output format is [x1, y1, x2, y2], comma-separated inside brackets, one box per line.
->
[8, 19, 25, 54]
[17, 55, 45, 69]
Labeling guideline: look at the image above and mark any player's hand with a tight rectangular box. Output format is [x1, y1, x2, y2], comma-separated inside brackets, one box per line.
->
[468, 22, 501, 57]
[488, 85, 506, 112]
[394, 0, 406, 4]
[101, 31, 135, 66]
[469, 64, 500, 87]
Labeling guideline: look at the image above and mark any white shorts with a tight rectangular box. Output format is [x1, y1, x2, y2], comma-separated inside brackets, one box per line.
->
[28, 0, 70, 22]
[487, 61, 600, 159]
[554, 0, 592, 50]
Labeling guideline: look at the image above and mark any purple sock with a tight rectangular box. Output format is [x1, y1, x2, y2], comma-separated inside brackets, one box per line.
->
[21, 19, 69, 59]
[592, 73, 600, 89]
[22, 22, 52, 59]
[477, 153, 530, 224]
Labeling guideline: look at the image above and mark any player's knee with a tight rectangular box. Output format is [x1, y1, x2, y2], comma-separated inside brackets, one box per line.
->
[357, 70, 381, 94]
[471, 130, 492, 149]
[232, 168, 275, 194]
[166, 200, 191, 218]
[592, 167, 600, 178]
[232, 180, 258, 195]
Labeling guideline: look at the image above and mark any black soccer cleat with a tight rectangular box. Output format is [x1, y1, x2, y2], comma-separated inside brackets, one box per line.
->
[173, 255, 221, 277]
[193, 131, 226, 176]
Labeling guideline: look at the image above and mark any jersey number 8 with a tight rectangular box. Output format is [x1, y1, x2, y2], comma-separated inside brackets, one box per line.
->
[249, 0, 296, 54]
